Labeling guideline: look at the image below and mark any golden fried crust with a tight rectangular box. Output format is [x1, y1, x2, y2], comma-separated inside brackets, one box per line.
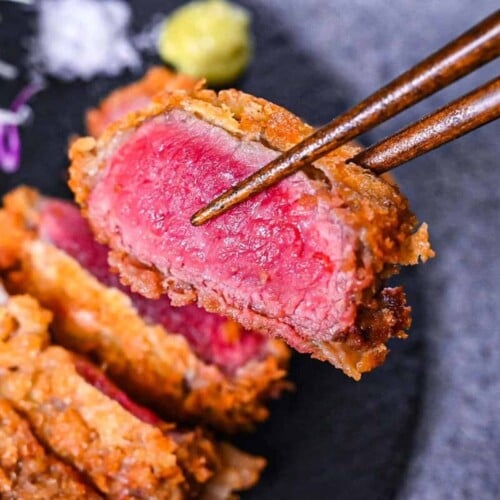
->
[0, 292, 265, 498]
[0, 210, 27, 271]
[69, 87, 433, 380]
[71, 87, 433, 271]
[309, 286, 410, 377]
[0, 398, 102, 499]
[202, 443, 266, 500]
[0, 296, 184, 498]
[0, 293, 184, 497]
[86, 67, 199, 137]
[0, 293, 51, 369]
[173, 434, 266, 500]
[1, 186, 290, 432]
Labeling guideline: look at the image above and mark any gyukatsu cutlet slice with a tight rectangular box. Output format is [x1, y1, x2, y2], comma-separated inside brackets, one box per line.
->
[86, 66, 199, 137]
[69, 88, 434, 380]
[89, 71, 274, 367]
[0, 291, 183, 498]
[0, 187, 290, 432]
[0, 289, 265, 498]
[0, 398, 102, 499]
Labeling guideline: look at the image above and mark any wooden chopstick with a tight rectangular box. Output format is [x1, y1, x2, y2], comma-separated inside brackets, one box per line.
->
[191, 10, 500, 226]
[352, 77, 500, 173]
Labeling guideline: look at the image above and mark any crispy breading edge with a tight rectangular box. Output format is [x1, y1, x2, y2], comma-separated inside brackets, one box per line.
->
[0, 398, 102, 499]
[69, 88, 434, 380]
[86, 67, 200, 138]
[0, 290, 266, 499]
[1, 186, 290, 432]
[0, 294, 185, 498]
[202, 443, 267, 500]
[72, 86, 433, 269]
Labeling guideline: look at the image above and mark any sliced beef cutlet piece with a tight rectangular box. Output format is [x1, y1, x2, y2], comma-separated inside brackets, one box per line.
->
[0, 398, 102, 499]
[1, 187, 290, 432]
[70, 88, 433, 380]
[0, 290, 265, 499]
[86, 67, 199, 138]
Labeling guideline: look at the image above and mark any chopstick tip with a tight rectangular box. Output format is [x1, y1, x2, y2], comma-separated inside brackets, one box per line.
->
[190, 208, 208, 226]
[191, 195, 234, 226]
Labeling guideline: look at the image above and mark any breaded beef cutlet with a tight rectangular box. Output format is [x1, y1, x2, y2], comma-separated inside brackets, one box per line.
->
[70, 87, 433, 379]
[0, 290, 265, 498]
[0, 398, 102, 499]
[0, 187, 290, 432]
[86, 67, 199, 138]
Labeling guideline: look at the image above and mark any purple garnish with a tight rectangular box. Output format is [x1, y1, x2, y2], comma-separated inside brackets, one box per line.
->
[0, 83, 42, 174]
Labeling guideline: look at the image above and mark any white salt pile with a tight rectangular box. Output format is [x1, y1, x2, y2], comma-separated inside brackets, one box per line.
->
[33, 0, 140, 80]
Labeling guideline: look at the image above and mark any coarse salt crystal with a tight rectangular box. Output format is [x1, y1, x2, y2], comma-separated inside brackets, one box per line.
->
[33, 0, 141, 80]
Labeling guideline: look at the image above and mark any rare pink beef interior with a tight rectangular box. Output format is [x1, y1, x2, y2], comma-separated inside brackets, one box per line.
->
[39, 199, 266, 372]
[88, 110, 374, 352]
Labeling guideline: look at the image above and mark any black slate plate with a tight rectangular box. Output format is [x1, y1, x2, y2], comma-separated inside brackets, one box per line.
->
[0, 2, 426, 499]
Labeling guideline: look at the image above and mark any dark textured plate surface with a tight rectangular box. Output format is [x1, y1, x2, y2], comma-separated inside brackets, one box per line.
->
[1, 2, 426, 499]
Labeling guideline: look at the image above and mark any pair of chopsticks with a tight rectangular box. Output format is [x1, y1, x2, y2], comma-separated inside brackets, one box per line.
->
[191, 10, 500, 226]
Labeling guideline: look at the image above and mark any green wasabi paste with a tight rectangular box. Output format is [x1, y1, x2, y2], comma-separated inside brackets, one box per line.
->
[158, 0, 252, 86]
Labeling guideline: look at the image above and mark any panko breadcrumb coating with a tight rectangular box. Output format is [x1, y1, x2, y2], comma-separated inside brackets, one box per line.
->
[0, 290, 265, 498]
[0, 292, 184, 498]
[0, 398, 102, 499]
[70, 86, 434, 380]
[0, 186, 290, 432]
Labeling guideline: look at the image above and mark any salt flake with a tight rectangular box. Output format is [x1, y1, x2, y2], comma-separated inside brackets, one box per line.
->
[33, 0, 141, 81]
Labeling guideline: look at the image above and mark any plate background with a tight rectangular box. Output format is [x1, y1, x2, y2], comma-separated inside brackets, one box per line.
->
[0, 1, 499, 499]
